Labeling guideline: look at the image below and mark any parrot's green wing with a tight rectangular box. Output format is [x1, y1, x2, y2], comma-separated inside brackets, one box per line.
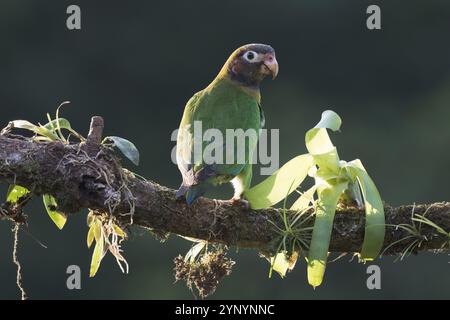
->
[176, 78, 262, 203]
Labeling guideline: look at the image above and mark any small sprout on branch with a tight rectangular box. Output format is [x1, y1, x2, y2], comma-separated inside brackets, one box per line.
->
[381, 204, 450, 260]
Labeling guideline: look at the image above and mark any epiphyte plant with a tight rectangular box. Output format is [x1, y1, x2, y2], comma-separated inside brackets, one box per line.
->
[245, 110, 386, 287]
[3, 105, 139, 278]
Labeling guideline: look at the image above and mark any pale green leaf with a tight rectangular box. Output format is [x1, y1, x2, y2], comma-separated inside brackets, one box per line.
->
[307, 182, 348, 288]
[6, 185, 30, 204]
[43, 118, 72, 131]
[43, 194, 67, 230]
[345, 160, 385, 261]
[314, 110, 342, 132]
[245, 154, 314, 209]
[106, 136, 140, 166]
[10, 120, 58, 140]
[305, 111, 342, 173]
[291, 185, 317, 211]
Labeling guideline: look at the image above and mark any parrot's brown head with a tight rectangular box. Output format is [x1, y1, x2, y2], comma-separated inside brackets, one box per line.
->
[222, 44, 279, 88]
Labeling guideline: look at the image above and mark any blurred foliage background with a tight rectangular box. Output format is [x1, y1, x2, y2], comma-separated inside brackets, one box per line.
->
[1, 0, 450, 299]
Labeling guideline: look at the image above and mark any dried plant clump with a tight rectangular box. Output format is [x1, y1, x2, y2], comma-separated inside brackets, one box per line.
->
[174, 248, 235, 299]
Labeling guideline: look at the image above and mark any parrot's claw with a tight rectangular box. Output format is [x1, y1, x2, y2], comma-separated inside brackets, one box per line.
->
[230, 198, 250, 210]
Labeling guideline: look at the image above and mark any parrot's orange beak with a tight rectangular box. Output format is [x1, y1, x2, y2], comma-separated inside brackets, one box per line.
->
[263, 53, 279, 79]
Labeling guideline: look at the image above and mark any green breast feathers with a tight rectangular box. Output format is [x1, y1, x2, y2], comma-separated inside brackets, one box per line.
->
[176, 43, 278, 205]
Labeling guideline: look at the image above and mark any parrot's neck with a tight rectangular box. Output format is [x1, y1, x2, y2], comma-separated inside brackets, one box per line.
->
[214, 69, 261, 102]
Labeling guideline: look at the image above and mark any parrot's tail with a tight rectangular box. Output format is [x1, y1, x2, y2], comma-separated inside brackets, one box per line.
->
[176, 184, 206, 206]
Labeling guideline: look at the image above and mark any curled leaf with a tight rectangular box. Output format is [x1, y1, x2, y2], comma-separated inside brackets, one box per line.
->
[305, 110, 342, 172]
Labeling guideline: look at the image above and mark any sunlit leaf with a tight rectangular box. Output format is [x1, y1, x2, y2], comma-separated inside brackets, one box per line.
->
[87, 224, 95, 248]
[185, 241, 206, 263]
[345, 160, 385, 261]
[43, 118, 72, 131]
[90, 236, 104, 277]
[307, 182, 348, 288]
[10, 120, 58, 141]
[87, 211, 95, 227]
[291, 185, 317, 211]
[270, 251, 298, 278]
[6, 185, 30, 204]
[105, 136, 140, 166]
[43, 194, 67, 230]
[305, 110, 342, 172]
[245, 154, 314, 209]
[113, 224, 127, 239]
[94, 219, 102, 242]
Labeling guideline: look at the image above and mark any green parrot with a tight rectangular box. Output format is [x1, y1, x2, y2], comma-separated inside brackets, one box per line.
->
[176, 43, 279, 205]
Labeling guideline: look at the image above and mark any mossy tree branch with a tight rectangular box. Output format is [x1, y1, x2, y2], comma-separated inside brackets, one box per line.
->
[0, 116, 449, 256]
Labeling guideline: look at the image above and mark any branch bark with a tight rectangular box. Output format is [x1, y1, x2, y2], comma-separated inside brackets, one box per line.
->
[0, 117, 449, 255]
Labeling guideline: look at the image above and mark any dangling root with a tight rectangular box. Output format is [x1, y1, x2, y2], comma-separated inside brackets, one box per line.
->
[12, 224, 27, 300]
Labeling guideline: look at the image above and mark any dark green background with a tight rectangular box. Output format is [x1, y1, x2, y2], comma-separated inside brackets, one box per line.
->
[1, 0, 449, 299]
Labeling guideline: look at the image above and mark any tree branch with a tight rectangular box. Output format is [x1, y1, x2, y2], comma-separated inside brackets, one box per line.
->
[0, 117, 449, 256]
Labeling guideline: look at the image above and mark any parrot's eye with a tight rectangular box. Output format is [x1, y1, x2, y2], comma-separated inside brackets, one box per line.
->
[243, 51, 257, 62]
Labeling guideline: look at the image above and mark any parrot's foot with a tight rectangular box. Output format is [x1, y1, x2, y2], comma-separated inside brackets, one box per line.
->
[230, 198, 250, 210]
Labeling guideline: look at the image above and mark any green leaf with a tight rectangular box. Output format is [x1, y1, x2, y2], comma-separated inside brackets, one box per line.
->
[6, 185, 30, 204]
[43, 194, 67, 230]
[90, 236, 104, 277]
[345, 160, 385, 261]
[105, 136, 140, 166]
[412, 214, 449, 238]
[43, 118, 72, 131]
[10, 120, 58, 141]
[307, 182, 348, 288]
[245, 154, 314, 209]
